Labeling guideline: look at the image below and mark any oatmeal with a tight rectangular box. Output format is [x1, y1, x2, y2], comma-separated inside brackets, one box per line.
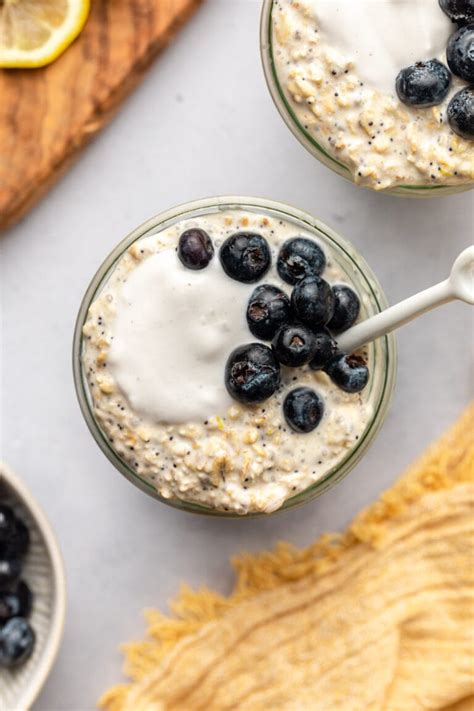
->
[270, 0, 473, 189]
[81, 207, 382, 514]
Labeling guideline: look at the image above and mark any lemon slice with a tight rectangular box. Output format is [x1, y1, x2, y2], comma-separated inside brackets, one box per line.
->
[0, 0, 90, 68]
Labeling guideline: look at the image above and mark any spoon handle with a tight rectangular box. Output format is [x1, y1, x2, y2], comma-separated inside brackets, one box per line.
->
[336, 278, 453, 354]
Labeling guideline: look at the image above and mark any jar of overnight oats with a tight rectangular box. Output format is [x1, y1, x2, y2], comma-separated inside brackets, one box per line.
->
[73, 197, 396, 517]
[261, 0, 474, 197]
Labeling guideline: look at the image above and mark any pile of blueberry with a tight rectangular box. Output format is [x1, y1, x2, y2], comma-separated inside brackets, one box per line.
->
[0, 504, 35, 668]
[395, 0, 473, 140]
[178, 228, 368, 435]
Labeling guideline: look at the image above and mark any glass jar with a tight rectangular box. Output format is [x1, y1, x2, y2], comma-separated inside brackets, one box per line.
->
[260, 0, 473, 198]
[73, 196, 397, 517]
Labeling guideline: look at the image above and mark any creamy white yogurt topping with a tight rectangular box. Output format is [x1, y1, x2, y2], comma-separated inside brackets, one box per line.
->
[108, 249, 258, 423]
[313, 0, 452, 95]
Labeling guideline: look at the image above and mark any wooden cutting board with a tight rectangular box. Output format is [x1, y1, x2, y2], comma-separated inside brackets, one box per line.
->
[0, 0, 202, 230]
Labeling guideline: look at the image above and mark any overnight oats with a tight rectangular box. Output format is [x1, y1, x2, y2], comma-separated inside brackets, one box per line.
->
[73, 198, 396, 516]
[261, 0, 474, 193]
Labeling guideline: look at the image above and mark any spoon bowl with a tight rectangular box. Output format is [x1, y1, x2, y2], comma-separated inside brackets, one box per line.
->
[449, 246, 474, 305]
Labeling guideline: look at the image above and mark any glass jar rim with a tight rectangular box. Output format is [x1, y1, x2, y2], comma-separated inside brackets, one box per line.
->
[73, 195, 397, 517]
[259, 0, 473, 198]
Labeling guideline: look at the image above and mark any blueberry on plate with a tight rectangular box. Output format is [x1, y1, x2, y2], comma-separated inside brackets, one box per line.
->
[291, 275, 335, 331]
[272, 324, 317, 367]
[0, 558, 22, 588]
[327, 284, 360, 333]
[439, 0, 474, 25]
[13, 518, 30, 557]
[277, 237, 326, 285]
[309, 329, 337, 371]
[0, 505, 16, 544]
[447, 25, 474, 83]
[178, 228, 214, 270]
[219, 233, 271, 283]
[447, 86, 474, 139]
[246, 284, 292, 340]
[283, 387, 324, 433]
[225, 343, 280, 404]
[395, 60, 451, 108]
[325, 354, 369, 394]
[0, 617, 36, 668]
[0, 581, 33, 622]
[0, 517, 30, 560]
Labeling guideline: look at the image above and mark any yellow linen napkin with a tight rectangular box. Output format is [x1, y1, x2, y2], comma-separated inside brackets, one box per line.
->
[100, 404, 474, 711]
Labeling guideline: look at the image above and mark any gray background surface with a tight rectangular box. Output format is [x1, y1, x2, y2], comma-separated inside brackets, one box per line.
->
[1, 1, 473, 708]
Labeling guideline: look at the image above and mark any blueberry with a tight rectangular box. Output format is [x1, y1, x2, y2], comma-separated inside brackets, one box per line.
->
[225, 343, 280, 404]
[0, 558, 22, 589]
[447, 25, 474, 82]
[0, 581, 32, 622]
[325, 354, 369, 394]
[396, 60, 451, 108]
[272, 324, 317, 367]
[277, 237, 326, 285]
[448, 86, 474, 139]
[291, 275, 335, 331]
[0, 518, 30, 561]
[283, 387, 324, 433]
[0, 506, 16, 544]
[327, 284, 360, 333]
[219, 233, 271, 283]
[308, 329, 337, 371]
[439, 0, 474, 25]
[178, 229, 214, 270]
[0, 618, 35, 668]
[246, 285, 292, 340]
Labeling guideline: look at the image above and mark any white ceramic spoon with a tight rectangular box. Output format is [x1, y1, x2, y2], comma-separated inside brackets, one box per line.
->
[336, 246, 474, 354]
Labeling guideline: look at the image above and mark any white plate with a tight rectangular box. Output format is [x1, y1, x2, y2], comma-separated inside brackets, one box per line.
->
[0, 463, 66, 711]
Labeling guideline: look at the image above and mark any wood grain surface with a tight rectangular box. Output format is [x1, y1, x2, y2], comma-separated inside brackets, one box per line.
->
[0, 0, 202, 230]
